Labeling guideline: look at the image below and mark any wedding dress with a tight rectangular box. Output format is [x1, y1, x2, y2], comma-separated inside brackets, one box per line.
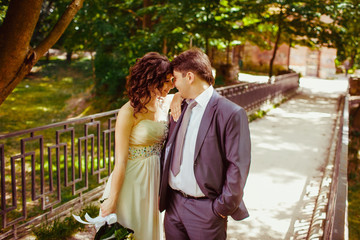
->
[101, 119, 168, 240]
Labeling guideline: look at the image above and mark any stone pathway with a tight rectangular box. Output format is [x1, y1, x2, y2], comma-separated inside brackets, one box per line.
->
[226, 76, 348, 240]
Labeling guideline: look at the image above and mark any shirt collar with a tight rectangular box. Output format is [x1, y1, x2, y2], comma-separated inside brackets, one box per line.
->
[187, 85, 213, 108]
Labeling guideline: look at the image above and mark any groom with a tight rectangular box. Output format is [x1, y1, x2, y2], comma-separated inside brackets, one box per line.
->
[159, 48, 251, 240]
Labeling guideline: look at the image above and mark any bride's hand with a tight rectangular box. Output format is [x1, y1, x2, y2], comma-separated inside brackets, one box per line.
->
[100, 198, 116, 217]
[170, 92, 183, 122]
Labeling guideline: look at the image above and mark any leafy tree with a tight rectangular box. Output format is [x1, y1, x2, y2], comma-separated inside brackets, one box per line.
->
[2, 0, 355, 108]
[245, 0, 331, 81]
[90, 0, 253, 99]
[149, 0, 256, 83]
[328, 0, 360, 67]
[0, 0, 85, 105]
[90, 1, 168, 108]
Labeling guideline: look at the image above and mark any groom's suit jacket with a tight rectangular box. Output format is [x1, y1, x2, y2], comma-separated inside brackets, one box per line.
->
[159, 90, 251, 220]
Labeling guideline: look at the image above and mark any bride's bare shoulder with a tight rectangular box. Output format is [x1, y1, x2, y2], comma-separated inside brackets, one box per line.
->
[116, 102, 135, 124]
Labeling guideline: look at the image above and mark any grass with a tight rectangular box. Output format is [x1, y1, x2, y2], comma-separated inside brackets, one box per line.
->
[32, 203, 99, 240]
[0, 58, 112, 236]
[348, 111, 360, 240]
[348, 183, 360, 239]
[248, 109, 267, 122]
[0, 58, 94, 134]
[248, 99, 286, 122]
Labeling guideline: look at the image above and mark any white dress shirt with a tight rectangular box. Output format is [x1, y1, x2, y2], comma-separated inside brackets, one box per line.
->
[169, 85, 214, 197]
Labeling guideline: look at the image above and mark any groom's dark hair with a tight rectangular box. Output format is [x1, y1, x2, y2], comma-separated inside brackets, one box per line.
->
[171, 48, 214, 85]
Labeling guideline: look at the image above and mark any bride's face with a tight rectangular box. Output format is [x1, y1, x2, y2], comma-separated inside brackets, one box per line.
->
[157, 74, 174, 98]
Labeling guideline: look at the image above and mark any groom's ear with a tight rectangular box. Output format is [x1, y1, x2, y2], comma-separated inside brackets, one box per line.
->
[187, 72, 195, 84]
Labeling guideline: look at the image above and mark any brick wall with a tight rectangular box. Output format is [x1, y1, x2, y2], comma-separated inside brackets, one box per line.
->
[211, 42, 337, 79]
[289, 45, 337, 78]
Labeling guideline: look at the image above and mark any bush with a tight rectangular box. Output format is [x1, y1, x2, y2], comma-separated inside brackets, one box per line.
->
[32, 204, 99, 240]
[249, 110, 267, 122]
[93, 31, 165, 111]
[94, 49, 130, 101]
[277, 69, 296, 76]
[242, 61, 287, 76]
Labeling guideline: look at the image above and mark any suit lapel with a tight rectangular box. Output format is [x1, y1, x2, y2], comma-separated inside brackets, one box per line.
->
[194, 91, 220, 160]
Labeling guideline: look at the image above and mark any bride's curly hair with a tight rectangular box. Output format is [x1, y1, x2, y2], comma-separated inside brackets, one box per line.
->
[126, 52, 171, 116]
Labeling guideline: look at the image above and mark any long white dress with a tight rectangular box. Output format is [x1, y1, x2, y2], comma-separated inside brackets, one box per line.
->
[101, 119, 168, 240]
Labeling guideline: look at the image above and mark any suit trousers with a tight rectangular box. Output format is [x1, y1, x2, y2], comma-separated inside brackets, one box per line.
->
[164, 189, 227, 240]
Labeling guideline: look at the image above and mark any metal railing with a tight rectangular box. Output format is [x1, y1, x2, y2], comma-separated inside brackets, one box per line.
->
[0, 110, 119, 239]
[323, 95, 349, 240]
[305, 94, 349, 240]
[0, 73, 299, 239]
[216, 73, 299, 112]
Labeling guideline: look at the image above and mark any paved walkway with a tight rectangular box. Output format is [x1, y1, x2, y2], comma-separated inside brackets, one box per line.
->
[227, 76, 348, 239]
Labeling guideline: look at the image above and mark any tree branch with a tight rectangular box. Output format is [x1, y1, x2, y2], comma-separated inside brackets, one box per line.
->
[0, 0, 43, 83]
[34, 0, 85, 59]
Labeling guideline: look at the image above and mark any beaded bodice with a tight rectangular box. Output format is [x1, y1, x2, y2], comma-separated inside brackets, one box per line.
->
[128, 120, 168, 160]
[128, 142, 164, 160]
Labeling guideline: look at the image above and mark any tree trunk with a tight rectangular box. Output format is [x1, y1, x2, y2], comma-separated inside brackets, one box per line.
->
[66, 51, 72, 63]
[226, 42, 230, 65]
[0, 0, 43, 95]
[46, 51, 50, 62]
[287, 38, 292, 71]
[0, 0, 85, 106]
[205, 36, 209, 56]
[269, 16, 283, 83]
[317, 49, 321, 77]
[90, 51, 96, 81]
[142, 0, 152, 29]
[350, 49, 357, 68]
[162, 38, 167, 55]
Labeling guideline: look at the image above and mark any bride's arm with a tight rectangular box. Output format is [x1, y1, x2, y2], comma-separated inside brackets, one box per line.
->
[100, 104, 134, 217]
[164, 92, 183, 121]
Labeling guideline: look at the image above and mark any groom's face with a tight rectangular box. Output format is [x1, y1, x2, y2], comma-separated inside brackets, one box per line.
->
[173, 70, 191, 98]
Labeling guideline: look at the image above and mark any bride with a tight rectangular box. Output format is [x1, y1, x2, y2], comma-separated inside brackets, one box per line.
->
[99, 52, 180, 240]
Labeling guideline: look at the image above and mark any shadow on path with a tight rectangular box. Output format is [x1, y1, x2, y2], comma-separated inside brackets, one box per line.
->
[227, 77, 347, 240]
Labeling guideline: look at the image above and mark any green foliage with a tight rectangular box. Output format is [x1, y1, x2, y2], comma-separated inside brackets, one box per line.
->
[0, 0, 9, 24]
[31, 1, 62, 47]
[94, 49, 128, 98]
[114, 227, 134, 240]
[235, 0, 326, 49]
[349, 185, 360, 240]
[248, 98, 288, 122]
[249, 110, 267, 122]
[93, 31, 164, 109]
[2, 0, 359, 108]
[330, 0, 360, 66]
[89, 1, 169, 108]
[32, 203, 99, 240]
[242, 62, 287, 76]
[243, 0, 335, 78]
[214, 75, 225, 87]
[87, 0, 260, 101]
